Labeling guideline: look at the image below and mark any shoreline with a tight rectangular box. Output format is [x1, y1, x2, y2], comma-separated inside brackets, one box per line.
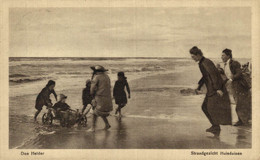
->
[10, 69, 252, 149]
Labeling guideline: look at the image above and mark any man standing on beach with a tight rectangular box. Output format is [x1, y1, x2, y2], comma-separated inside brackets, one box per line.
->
[221, 49, 251, 126]
[190, 46, 232, 133]
[88, 65, 113, 132]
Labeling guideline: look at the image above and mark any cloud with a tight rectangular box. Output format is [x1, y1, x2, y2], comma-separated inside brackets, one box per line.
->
[9, 7, 251, 58]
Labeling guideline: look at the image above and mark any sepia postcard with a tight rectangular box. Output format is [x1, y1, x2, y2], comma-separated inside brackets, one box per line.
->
[0, 0, 260, 159]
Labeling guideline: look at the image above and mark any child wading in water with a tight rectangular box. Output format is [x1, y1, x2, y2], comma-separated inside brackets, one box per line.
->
[113, 72, 131, 117]
[53, 94, 71, 126]
[81, 79, 93, 114]
[34, 80, 57, 121]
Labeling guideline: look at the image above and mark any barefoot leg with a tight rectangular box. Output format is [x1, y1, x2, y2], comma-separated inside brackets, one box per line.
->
[101, 116, 111, 130]
[34, 110, 41, 121]
[90, 114, 97, 131]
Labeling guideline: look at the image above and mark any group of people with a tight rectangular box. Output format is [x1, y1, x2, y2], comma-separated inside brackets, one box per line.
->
[190, 46, 251, 133]
[33, 48, 251, 134]
[34, 65, 131, 132]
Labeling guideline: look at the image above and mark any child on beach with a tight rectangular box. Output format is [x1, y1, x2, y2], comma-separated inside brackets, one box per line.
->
[52, 94, 71, 126]
[53, 94, 71, 113]
[113, 72, 131, 117]
[34, 80, 57, 121]
[53, 94, 70, 118]
[81, 79, 93, 114]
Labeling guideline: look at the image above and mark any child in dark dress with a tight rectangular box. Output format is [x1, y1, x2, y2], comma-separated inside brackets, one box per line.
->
[113, 72, 131, 117]
[81, 79, 93, 114]
[34, 80, 57, 121]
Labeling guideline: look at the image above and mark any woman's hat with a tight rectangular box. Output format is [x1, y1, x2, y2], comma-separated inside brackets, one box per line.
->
[90, 65, 108, 72]
[60, 94, 67, 100]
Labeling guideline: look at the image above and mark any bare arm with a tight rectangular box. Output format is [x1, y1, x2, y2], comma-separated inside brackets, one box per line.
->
[51, 89, 58, 101]
[126, 81, 130, 95]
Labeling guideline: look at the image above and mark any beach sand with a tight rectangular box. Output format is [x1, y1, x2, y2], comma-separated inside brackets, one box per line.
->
[10, 66, 251, 149]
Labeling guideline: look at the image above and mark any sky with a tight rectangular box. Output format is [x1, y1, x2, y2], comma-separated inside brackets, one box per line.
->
[9, 7, 251, 58]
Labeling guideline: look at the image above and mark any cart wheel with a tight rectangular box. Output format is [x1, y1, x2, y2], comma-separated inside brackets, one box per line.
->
[77, 115, 87, 127]
[42, 113, 53, 125]
[60, 119, 66, 127]
[83, 115, 87, 127]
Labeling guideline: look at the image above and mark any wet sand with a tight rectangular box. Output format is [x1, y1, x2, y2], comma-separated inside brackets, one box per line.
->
[11, 67, 251, 149]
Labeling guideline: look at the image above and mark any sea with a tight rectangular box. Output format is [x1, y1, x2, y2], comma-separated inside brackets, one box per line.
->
[9, 57, 250, 149]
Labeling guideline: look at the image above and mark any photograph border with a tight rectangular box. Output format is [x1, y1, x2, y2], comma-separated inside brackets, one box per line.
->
[1, 0, 260, 159]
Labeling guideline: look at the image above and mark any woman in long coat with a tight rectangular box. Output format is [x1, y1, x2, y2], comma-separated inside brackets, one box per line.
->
[221, 49, 251, 126]
[89, 65, 113, 131]
[190, 46, 232, 133]
[230, 59, 251, 125]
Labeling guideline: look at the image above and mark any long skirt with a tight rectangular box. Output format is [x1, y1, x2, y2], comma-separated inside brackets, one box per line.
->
[232, 81, 251, 123]
[115, 91, 127, 105]
[202, 92, 232, 125]
[93, 95, 113, 113]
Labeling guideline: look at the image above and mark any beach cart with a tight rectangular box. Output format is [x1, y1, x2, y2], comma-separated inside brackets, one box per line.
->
[42, 107, 87, 127]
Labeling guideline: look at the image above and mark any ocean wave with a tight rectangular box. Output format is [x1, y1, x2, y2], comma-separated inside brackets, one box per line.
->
[9, 77, 47, 84]
[14, 131, 56, 149]
[55, 71, 90, 75]
[110, 66, 165, 74]
[132, 87, 172, 92]
[132, 85, 193, 93]
[10, 114, 59, 149]
[140, 66, 165, 72]
[180, 88, 197, 95]
[9, 74, 29, 78]
[70, 57, 128, 61]
[14, 136, 38, 149]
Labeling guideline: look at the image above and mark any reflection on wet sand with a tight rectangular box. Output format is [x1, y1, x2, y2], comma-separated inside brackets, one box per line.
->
[17, 115, 252, 149]
[206, 131, 220, 140]
[216, 125, 252, 148]
[115, 117, 127, 148]
[102, 130, 111, 147]
[235, 127, 252, 148]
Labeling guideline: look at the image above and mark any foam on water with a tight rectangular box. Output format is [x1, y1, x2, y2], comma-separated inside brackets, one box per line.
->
[125, 113, 200, 122]
[9, 57, 188, 97]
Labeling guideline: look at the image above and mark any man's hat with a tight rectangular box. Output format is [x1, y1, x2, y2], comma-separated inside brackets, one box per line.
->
[59, 94, 67, 100]
[90, 65, 108, 72]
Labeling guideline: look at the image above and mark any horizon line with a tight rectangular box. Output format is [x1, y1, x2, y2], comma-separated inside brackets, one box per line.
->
[8, 56, 251, 59]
